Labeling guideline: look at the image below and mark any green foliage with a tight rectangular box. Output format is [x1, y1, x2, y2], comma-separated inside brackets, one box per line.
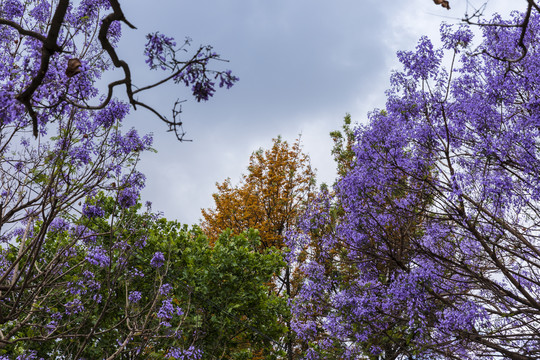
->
[1, 195, 286, 359]
[330, 113, 357, 178]
[145, 222, 288, 359]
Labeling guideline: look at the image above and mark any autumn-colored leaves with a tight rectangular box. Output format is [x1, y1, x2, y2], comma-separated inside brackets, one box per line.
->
[201, 137, 316, 251]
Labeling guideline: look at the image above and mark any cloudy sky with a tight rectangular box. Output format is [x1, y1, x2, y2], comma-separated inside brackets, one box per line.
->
[112, 0, 517, 225]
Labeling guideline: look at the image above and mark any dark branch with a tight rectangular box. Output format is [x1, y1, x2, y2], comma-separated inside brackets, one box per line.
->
[15, 0, 69, 137]
[0, 19, 48, 43]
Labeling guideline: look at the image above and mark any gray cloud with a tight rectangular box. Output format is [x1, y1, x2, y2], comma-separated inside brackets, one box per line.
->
[109, 0, 519, 224]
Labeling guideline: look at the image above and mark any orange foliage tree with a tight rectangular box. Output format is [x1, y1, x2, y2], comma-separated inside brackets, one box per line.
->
[201, 136, 316, 256]
[201, 136, 316, 359]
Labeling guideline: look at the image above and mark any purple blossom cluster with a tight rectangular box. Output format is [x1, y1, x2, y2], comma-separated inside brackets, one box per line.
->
[440, 23, 473, 51]
[157, 298, 183, 327]
[167, 345, 202, 360]
[145, 32, 177, 70]
[85, 247, 110, 268]
[14, 351, 43, 360]
[159, 283, 173, 295]
[144, 32, 238, 102]
[176, 59, 239, 102]
[150, 251, 165, 268]
[118, 187, 138, 209]
[128, 291, 142, 304]
[82, 204, 105, 219]
[94, 100, 130, 128]
[109, 129, 154, 156]
[64, 298, 84, 315]
[49, 218, 70, 232]
[1, 0, 24, 18]
[116, 171, 147, 209]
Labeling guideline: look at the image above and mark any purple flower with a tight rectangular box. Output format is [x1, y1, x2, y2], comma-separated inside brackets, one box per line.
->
[159, 283, 172, 295]
[29, 1, 51, 23]
[192, 80, 215, 102]
[49, 217, 70, 232]
[95, 100, 129, 128]
[144, 32, 176, 70]
[168, 346, 202, 360]
[82, 270, 94, 279]
[46, 320, 57, 334]
[85, 247, 110, 267]
[20, 137, 30, 147]
[69, 146, 92, 165]
[2, 0, 24, 18]
[396, 36, 442, 80]
[82, 204, 105, 218]
[440, 23, 473, 51]
[218, 70, 238, 89]
[109, 129, 153, 155]
[15, 351, 42, 360]
[107, 19, 122, 45]
[150, 251, 165, 268]
[118, 187, 138, 208]
[128, 291, 142, 303]
[157, 299, 173, 327]
[64, 299, 84, 315]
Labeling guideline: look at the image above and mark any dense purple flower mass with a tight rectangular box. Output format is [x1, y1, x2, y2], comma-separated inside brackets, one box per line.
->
[128, 291, 142, 304]
[191, 80, 215, 102]
[159, 283, 172, 295]
[82, 204, 105, 219]
[168, 345, 202, 360]
[150, 251, 165, 268]
[2, 0, 24, 18]
[287, 13, 540, 360]
[118, 187, 138, 209]
[95, 100, 130, 128]
[49, 218, 70, 232]
[85, 247, 110, 268]
[157, 298, 173, 318]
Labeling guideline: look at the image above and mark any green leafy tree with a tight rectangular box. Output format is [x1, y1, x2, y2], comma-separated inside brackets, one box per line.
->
[2, 195, 286, 359]
[145, 221, 288, 360]
[329, 113, 357, 179]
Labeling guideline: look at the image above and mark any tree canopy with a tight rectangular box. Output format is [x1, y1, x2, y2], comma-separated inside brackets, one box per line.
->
[202, 137, 316, 252]
[287, 10, 540, 360]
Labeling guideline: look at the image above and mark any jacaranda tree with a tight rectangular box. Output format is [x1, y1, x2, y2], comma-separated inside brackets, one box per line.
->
[0, 0, 237, 358]
[288, 11, 540, 360]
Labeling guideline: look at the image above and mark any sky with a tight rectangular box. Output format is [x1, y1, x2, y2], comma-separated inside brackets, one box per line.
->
[111, 0, 518, 225]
